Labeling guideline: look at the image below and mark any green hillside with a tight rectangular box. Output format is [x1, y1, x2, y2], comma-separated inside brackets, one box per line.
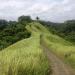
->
[32, 22, 75, 68]
[0, 22, 75, 75]
[27, 22, 75, 68]
[0, 22, 50, 75]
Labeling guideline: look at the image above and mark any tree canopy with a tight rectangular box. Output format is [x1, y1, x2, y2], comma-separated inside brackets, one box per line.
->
[0, 16, 31, 50]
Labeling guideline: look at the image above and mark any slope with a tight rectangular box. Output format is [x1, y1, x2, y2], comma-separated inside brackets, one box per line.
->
[0, 22, 75, 75]
[0, 22, 50, 75]
[33, 22, 75, 69]
[27, 22, 75, 74]
[32, 22, 75, 74]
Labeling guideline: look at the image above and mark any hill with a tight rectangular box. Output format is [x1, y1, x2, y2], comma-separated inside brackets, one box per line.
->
[0, 22, 50, 75]
[0, 22, 75, 75]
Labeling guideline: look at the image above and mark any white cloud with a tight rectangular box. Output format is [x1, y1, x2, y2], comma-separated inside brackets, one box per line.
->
[0, 0, 75, 22]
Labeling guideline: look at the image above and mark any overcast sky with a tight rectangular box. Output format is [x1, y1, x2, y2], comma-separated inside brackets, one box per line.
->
[0, 0, 75, 22]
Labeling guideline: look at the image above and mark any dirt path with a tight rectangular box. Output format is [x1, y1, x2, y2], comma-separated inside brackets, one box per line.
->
[41, 42, 75, 75]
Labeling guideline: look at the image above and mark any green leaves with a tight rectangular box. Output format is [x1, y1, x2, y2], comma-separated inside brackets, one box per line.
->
[0, 16, 31, 50]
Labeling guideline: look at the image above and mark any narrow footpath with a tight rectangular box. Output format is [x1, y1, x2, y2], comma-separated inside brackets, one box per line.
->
[41, 40, 75, 75]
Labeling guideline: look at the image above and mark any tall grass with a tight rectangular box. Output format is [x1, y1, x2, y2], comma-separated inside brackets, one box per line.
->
[38, 23, 75, 68]
[0, 23, 50, 75]
[31, 22, 75, 68]
[0, 21, 75, 75]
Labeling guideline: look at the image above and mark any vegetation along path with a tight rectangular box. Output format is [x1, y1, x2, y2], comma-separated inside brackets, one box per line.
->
[41, 38, 75, 75]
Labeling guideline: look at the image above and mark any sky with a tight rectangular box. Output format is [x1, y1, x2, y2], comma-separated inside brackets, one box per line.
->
[0, 0, 75, 22]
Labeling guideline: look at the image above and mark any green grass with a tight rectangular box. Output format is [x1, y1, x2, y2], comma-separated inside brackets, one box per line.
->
[0, 22, 50, 75]
[0, 22, 75, 75]
[29, 22, 75, 68]
[45, 35, 75, 68]
[36, 23, 75, 68]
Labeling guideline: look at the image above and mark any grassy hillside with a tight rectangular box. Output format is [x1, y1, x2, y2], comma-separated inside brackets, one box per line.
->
[0, 22, 75, 75]
[0, 22, 50, 75]
[27, 22, 75, 68]
[34, 22, 75, 68]
[44, 33, 75, 67]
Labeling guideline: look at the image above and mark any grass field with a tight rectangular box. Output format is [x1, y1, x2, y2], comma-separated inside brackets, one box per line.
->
[37, 23, 75, 68]
[44, 33, 75, 67]
[0, 22, 75, 75]
[29, 22, 75, 68]
[0, 22, 50, 75]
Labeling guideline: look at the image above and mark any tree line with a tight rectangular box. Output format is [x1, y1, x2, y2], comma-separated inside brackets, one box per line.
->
[0, 15, 75, 50]
[0, 16, 32, 50]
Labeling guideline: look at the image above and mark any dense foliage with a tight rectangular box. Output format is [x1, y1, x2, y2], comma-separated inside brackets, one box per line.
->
[18, 15, 32, 25]
[0, 15, 75, 50]
[0, 16, 31, 50]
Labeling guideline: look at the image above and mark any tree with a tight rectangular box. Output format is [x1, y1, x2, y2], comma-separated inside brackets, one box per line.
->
[0, 16, 31, 50]
[18, 15, 32, 25]
[0, 20, 8, 30]
[36, 16, 39, 21]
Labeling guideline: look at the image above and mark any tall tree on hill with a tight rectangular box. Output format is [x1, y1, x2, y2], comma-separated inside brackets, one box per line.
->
[36, 16, 39, 21]
[18, 15, 32, 25]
